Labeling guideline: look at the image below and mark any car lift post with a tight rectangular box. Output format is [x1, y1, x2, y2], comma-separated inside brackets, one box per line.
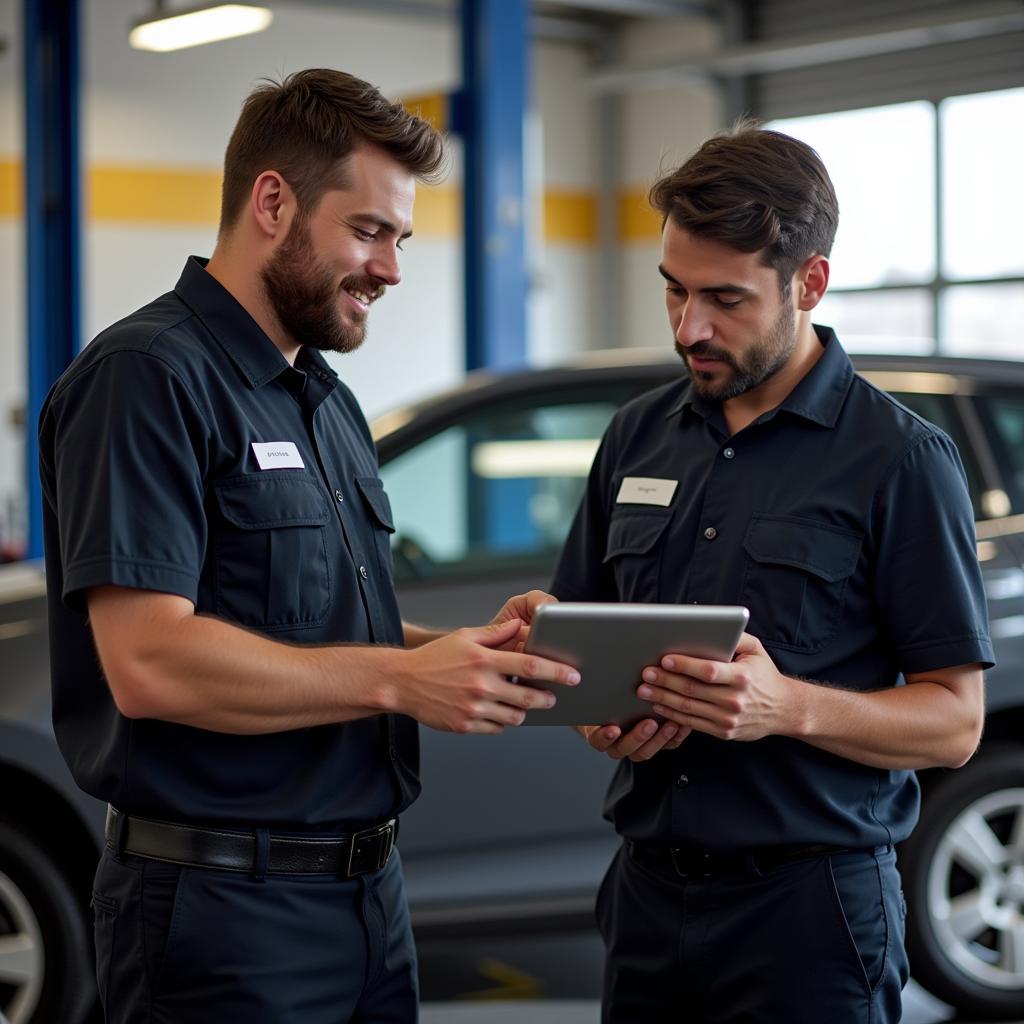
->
[23, 0, 82, 560]
[455, 0, 531, 373]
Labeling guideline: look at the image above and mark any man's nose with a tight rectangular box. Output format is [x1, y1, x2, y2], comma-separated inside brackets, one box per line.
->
[367, 247, 401, 287]
[674, 301, 713, 346]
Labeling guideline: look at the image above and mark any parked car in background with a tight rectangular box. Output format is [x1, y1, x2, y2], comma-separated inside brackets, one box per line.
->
[2, 350, 1024, 1022]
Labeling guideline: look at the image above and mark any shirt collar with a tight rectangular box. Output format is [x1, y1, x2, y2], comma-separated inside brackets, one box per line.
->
[295, 344, 340, 388]
[777, 325, 853, 427]
[666, 324, 853, 428]
[173, 255, 330, 390]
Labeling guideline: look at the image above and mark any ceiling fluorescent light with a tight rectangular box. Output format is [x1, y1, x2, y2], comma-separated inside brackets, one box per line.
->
[130, 4, 273, 52]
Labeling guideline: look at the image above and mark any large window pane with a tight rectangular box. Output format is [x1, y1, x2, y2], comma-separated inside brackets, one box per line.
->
[770, 103, 935, 289]
[941, 283, 1024, 358]
[815, 289, 934, 354]
[942, 88, 1024, 280]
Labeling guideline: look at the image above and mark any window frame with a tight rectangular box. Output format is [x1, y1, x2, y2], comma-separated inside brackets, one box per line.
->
[770, 87, 1024, 355]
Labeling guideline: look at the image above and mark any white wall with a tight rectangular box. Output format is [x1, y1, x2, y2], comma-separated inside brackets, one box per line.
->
[530, 39, 599, 366]
[615, 14, 723, 352]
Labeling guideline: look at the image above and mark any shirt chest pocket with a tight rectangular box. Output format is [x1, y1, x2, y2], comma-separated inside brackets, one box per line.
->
[213, 472, 331, 631]
[354, 476, 396, 583]
[602, 509, 673, 602]
[741, 515, 862, 654]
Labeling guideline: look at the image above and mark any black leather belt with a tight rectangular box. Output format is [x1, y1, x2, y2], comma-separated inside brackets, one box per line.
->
[629, 840, 850, 878]
[105, 806, 397, 877]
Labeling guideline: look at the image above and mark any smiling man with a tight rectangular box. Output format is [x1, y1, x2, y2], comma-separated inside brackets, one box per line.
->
[552, 122, 993, 1022]
[39, 69, 578, 1023]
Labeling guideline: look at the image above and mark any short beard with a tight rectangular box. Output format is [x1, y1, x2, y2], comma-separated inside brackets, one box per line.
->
[675, 300, 796, 402]
[260, 218, 383, 355]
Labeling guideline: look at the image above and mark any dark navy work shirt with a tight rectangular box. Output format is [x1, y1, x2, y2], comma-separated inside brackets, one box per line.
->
[552, 327, 994, 851]
[40, 257, 418, 830]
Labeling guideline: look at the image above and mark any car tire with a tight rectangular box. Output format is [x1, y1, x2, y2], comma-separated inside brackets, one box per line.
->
[902, 745, 1024, 1020]
[0, 822, 94, 1024]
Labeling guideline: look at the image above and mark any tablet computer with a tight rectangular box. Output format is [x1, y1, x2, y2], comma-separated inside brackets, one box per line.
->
[521, 602, 749, 727]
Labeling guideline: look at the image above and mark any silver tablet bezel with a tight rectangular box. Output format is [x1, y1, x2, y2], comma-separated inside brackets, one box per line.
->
[521, 602, 750, 727]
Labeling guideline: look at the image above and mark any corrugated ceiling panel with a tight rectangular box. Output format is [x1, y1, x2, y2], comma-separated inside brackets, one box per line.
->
[751, 0, 986, 40]
[752, 31, 1024, 118]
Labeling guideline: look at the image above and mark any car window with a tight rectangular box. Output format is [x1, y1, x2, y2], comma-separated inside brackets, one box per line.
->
[975, 392, 1024, 514]
[381, 394, 632, 582]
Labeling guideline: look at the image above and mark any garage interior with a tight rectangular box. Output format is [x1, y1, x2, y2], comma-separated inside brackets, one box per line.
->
[1, 1, 1023, 1022]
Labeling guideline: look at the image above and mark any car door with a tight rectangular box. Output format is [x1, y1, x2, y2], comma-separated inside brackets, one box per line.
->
[861, 370, 1024, 710]
[970, 384, 1024, 712]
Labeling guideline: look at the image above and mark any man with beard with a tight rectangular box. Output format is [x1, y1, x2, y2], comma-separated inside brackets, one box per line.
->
[38, 69, 578, 1023]
[551, 122, 991, 1022]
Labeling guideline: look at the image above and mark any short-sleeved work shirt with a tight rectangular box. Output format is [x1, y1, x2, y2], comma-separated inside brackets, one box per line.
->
[552, 327, 994, 851]
[39, 257, 418, 829]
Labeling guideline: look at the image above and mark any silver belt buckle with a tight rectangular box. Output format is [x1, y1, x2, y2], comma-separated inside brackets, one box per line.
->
[347, 820, 395, 876]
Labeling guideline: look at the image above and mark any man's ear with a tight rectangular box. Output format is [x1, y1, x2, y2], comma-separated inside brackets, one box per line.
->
[794, 254, 829, 311]
[250, 170, 296, 241]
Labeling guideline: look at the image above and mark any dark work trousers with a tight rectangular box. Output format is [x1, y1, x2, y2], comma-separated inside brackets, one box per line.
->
[597, 843, 909, 1024]
[90, 846, 418, 1023]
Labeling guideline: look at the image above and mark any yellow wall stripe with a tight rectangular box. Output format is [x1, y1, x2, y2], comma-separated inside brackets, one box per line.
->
[543, 189, 597, 245]
[0, 159, 655, 245]
[90, 165, 222, 225]
[619, 186, 662, 243]
[0, 161, 21, 218]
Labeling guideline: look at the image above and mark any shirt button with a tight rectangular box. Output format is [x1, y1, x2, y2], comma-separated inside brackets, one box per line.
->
[334, 489, 344, 503]
[723, 447, 735, 459]
[388, 746, 398, 760]
[703, 527, 717, 541]
[675, 773, 690, 789]
[359, 565, 369, 580]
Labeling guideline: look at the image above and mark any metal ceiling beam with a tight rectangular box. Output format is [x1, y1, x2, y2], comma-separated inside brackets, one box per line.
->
[286, 0, 611, 43]
[539, 0, 714, 15]
[590, 1, 1024, 93]
[532, 15, 610, 44]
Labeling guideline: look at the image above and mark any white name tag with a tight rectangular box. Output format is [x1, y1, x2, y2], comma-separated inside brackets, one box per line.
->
[616, 476, 678, 507]
[251, 441, 304, 470]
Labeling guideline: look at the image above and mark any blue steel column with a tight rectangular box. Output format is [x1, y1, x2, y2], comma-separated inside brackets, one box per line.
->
[23, 0, 81, 560]
[455, 0, 530, 372]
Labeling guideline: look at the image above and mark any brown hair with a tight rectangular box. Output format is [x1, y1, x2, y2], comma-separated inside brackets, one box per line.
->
[649, 118, 838, 289]
[219, 68, 446, 233]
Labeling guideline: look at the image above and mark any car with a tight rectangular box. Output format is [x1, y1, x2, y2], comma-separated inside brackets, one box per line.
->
[2, 349, 1024, 1022]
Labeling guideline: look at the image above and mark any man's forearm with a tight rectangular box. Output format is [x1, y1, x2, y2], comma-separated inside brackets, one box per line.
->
[116, 611, 400, 733]
[89, 588, 399, 733]
[789, 672, 984, 770]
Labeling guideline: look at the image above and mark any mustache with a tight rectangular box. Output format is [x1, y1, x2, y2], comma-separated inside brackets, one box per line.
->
[675, 341, 739, 369]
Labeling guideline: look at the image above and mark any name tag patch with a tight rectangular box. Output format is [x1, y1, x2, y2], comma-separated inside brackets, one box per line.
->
[616, 476, 678, 507]
[252, 441, 305, 470]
